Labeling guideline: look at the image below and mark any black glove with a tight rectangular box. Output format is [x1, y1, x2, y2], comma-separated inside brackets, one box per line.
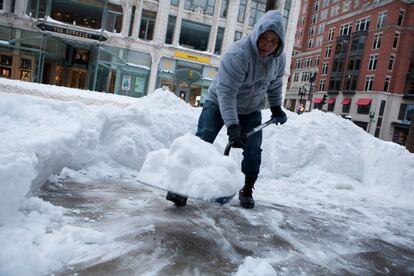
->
[227, 124, 247, 149]
[270, 106, 287, 125]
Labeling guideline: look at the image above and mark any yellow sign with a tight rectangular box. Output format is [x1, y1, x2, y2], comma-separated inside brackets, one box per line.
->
[175, 52, 210, 64]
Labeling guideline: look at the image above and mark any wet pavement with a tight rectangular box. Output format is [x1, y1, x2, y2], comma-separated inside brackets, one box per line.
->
[39, 178, 414, 275]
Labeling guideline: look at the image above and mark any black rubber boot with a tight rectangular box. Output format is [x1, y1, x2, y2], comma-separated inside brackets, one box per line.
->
[166, 192, 188, 207]
[239, 175, 257, 209]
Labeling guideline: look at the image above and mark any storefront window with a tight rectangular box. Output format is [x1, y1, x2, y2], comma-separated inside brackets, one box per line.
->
[179, 20, 210, 51]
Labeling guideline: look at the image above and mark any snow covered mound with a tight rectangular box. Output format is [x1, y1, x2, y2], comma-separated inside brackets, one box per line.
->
[139, 134, 243, 199]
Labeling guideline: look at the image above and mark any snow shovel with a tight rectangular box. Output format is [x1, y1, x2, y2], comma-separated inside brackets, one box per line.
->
[214, 118, 276, 204]
[224, 118, 275, 156]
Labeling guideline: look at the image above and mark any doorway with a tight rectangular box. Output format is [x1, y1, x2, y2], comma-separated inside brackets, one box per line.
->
[69, 68, 87, 89]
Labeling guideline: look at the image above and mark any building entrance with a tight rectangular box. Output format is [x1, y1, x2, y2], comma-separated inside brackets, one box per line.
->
[175, 68, 202, 106]
[69, 68, 87, 89]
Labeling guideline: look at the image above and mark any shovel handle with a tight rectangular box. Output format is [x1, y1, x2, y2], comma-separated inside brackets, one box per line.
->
[224, 119, 274, 156]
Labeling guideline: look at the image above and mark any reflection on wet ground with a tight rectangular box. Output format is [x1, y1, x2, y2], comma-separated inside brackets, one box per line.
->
[39, 179, 414, 275]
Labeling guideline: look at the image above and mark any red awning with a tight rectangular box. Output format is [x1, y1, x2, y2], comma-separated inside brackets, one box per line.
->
[357, 98, 372, 106]
[313, 97, 323, 103]
[327, 98, 336, 104]
[341, 98, 351, 105]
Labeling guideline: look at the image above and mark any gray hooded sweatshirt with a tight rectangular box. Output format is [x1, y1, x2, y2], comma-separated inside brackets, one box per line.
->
[205, 10, 286, 127]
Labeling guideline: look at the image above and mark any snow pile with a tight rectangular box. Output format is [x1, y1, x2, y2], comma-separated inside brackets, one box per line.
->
[139, 133, 243, 199]
[261, 110, 414, 207]
[0, 78, 414, 275]
[235, 257, 277, 276]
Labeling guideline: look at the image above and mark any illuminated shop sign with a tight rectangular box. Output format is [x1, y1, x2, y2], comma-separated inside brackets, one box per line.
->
[37, 22, 107, 41]
[175, 52, 210, 64]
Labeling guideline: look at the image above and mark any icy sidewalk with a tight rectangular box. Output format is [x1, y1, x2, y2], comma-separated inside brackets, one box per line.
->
[39, 177, 414, 275]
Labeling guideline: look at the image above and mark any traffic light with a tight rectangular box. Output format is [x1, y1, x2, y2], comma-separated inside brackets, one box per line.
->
[322, 94, 327, 105]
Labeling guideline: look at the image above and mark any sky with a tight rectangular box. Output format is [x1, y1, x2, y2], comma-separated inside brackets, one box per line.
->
[0, 77, 413, 275]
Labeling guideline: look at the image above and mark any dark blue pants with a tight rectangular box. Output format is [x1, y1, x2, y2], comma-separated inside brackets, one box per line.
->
[195, 100, 263, 178]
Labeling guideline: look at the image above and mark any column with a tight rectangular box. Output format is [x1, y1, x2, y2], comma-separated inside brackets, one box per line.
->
[121, 2, 133, 37]
[221, 0, 240, 52]
[241, 0, 252, 35]
[153, 0, 171, 45]
[207, 0, 223, 53]
[14, 0, 29, 16]
[281, 0, 301, 99]
[172, 0, 185, 46]
[147, 50, 161, 94]
[2, 0, 12, 12]
[132, 0, 143, 38]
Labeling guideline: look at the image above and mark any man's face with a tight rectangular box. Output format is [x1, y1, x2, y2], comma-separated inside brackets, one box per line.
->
[257, 31, 280, 58]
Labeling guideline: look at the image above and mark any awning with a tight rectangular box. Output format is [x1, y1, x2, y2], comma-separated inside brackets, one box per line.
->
[357, 98, 372, 106]
[341, 98, 351, 105]
[327, 98, 336, 104]
[313, 97, 323, 103]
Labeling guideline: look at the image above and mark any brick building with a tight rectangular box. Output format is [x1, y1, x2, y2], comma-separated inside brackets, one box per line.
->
[285, 0, 414, 146]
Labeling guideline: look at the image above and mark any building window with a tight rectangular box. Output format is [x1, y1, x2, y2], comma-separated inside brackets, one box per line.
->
[375, 100, 386, 137]
[311, 14, 318, 25]
[342, 0, 351, 12]
[398, 9, 405, 26]
[398, 104, 414, 123]
[308, 27, 315, 37]
[234, 31, 242, 41]
[384, 76, 391, 92]
[388, 55, 395, 71]
[320, 10, 328, 21]
[315, 55, 320, 65]
[372, 33, 382, 49]
[348, 57, 361, 71]
[316, 36, 323, 47]
[325, 45, 331, 58]
[295, 59, 302, 69]
[238, 0, 247, 23]
[340, 23, 352, 36]
[357, 101, 371, 114]
[318, 23, 325, 34]
[364, 76, 374, 91]
[249, 0, 266, 27]
[220, 0, 229, 17]
[179, 20, 211, 51]
[185, 0, 215, 15]
[393, 32, 400, 49]
[294, 73, 299, 82]
[327, 98, 335, 111]
[331, 5, 339, 17]
[106, 4, 123, 33]
[322, 62, 328, 75]
[165, 15, 176, 44]
[350, 35, 366, 51]
[214, 27, 225, 54]
[28, 0, 47, 18]
[313, 1, 320, 12]
[356, 17, 370, 32]
[344, 75, 357, 90]
[319, 79, 326, 91]
[377, 11, 387, 28]
[368, 55, 378, 71]
[328, 28, 335, 41]
[307, 39, 314, 48]
[323, 0, 330, 8]
[342, 99, 351, 113]
[139, 10, 156, 41]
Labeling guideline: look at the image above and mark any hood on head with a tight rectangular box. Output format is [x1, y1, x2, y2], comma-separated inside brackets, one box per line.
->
[249, 10, 286, 57]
